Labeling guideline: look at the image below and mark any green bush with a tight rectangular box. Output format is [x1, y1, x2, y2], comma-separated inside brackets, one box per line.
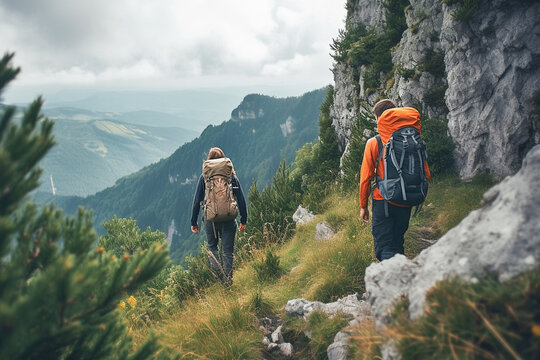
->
[423, 84, 448, 109]
[418, 50, 445, 78]
[252, 249, 285, 283]
[239, 161, 299, 255]
[340, 111, 374, 190]
[98, 216, 167, 256]
[422, 117, 455, 175]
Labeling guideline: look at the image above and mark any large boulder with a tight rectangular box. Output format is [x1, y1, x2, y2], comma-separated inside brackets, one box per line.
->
[365, 145, 540, 328]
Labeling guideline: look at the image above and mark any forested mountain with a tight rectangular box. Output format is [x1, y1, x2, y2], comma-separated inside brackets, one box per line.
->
[34, 107, 198, 196]
[56, 88, 326, 261]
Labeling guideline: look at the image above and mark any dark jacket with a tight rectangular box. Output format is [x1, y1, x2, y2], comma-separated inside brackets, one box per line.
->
[191, 174, 247, 226]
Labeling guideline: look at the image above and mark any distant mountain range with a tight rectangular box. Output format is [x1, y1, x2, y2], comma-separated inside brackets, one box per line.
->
[43, 89, 244, 131]
[51, 88, 327, 262]
[36, 107, 198, 196]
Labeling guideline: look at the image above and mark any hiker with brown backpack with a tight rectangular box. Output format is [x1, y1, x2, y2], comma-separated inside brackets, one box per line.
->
[359, 99, 431, 261]
[191, 147, 247, 286]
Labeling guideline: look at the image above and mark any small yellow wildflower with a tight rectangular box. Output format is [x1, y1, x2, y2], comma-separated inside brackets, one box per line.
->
[127, 295, 137, 309]
[98, 323, 106, 330]
[532, 325, 540, 337]
[134, 268, 142, 275]
[123, 253, 130, 261]
[131, 313, 136, 319]
[111, 255, 117, 262]
[118, 300, 126, 309]
[64, 256, 74, 271]
[96, 246, 105, 253]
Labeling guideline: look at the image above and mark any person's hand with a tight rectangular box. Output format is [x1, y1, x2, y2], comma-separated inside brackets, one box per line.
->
[238, 223, 247, 232]
[191, 225, 199, 234]
[360, 207, 370, 224]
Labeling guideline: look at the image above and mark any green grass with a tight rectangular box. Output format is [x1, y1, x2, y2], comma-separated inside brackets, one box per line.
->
[388, 267, 540, 359]
[125, 175, 495, 358]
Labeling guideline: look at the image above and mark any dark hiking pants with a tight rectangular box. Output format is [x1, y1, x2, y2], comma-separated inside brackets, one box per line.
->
[372, 199, 412, 261]
[205, 220, 236, 285]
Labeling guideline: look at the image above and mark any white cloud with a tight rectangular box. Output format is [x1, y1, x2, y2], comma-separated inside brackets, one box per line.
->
[0, 0, 346, 97]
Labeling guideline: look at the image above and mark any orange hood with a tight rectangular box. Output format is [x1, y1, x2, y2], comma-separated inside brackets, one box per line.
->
[377, 107, 421, 144]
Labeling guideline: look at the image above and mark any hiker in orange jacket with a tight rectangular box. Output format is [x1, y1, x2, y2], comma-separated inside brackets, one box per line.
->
[359, 99, 431, 261]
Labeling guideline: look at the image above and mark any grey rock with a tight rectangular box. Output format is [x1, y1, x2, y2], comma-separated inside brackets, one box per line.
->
[267, 342, 278, 351]
[315, 222, 335, 241]
[285, 299, 309, 316]
[381, 339, 401, 360]
[278, 343, 294, 358]
[286, 294, 374, 360]
[262, 336, 270, 346]
[271, 325, 284, 344]
[441, 0, 540, 177]
[292, 205, 315, 225]
[327, 331, 350, 360]
[365, 254, 418, 327]
[366, 145, 540, 328]
[285, 294, 372, 321]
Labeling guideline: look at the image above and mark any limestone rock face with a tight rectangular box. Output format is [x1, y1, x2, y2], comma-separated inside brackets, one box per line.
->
[331, 0, 540, 178]
[365, 145, 540, 328]
[440, 0, 540, 177]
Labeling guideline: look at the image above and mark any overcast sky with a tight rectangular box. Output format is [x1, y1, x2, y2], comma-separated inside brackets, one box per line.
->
[0, 0, 346, 103]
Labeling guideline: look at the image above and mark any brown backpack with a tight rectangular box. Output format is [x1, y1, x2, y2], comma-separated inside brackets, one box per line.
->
[202, 158, 238, 222]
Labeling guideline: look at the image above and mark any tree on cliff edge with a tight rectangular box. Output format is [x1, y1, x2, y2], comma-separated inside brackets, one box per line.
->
[0, 53, 168, 359]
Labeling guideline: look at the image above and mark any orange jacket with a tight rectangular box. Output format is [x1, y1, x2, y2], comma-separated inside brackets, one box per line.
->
[359, 107, 431, 209]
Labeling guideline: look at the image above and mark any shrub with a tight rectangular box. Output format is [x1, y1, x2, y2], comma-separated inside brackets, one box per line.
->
[418, 50, 445, 78]
[422, 116, 455, 175]
[99, 216, 167, 256]
[423, 84, 448, 109]
[340, 111, 374, 190]
[239, 161, 299, 255]
[252, 249, 285, 283]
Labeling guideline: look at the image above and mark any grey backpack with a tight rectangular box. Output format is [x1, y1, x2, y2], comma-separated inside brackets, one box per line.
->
[375, 127, 429, 212]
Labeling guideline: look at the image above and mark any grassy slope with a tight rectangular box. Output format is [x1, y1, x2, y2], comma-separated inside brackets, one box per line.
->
[126, 175, 495, 359]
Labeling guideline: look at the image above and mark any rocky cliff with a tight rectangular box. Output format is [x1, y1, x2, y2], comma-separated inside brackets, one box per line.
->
[331, 0, 540, 177]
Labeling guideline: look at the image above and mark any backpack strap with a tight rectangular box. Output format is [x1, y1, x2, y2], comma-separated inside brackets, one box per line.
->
[374, 135, 383, 175]
[374, 135, 390, 217]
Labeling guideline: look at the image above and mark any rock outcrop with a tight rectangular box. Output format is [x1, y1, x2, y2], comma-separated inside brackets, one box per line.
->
[314, 222, 335, 241]
[365, 144, 540, 330]
[285, 294, 373, 360]
[331, 0, 540, 177]
[292, 205, 315, 225]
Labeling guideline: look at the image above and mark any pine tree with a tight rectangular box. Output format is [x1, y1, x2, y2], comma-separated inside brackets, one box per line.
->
[0, 53, 169, 360]
[341, 109, 374, 191]
[313, 85, 341, 183]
